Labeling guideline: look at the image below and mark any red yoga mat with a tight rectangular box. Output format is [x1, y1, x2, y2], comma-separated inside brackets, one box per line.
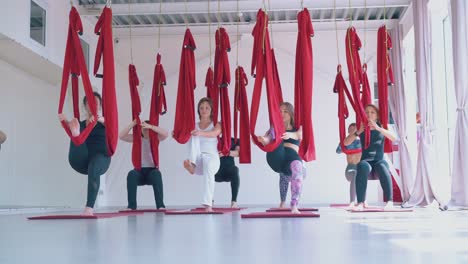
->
[165, 209, 224, 215]
[191, 207, 245, 212]
[266, 208, 318, 212]
[118, 209, 169, 213]
[27, 211, 142, 220]
[348, 208, 413, 213]
[330, 203, 352, 208]
[241, 212, 320, 218]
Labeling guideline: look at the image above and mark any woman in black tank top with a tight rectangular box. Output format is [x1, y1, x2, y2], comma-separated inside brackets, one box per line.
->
[258, 102, 305, 214]
[58, 92, 111, 216]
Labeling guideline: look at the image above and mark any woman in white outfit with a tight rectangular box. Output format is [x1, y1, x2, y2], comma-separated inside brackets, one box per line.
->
[183, 97, 222, 212]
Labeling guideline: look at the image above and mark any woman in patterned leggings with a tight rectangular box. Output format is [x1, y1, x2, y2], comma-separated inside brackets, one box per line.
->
[258, 102, 305, 214]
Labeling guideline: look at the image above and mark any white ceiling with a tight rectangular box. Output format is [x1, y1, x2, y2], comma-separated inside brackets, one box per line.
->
[76, 0, 411, 36]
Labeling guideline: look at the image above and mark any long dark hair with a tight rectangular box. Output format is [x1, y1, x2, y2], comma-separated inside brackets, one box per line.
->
[197, 97, 213, 121]
[280, 102, 295, 128]
[83, 91, 102, 107]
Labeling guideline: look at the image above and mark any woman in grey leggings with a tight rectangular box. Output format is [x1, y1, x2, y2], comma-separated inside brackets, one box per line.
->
[336, 123, 361, 207]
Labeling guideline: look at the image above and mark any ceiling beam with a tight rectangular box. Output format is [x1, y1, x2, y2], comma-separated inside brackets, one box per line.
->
[387, 7, 397, 19]
[112, 18, 399, 37]
[353, 9, 360, 21]
[192, 13, 201, 24]
[79, 0, 411, 17]
[376, 8, 384, 20]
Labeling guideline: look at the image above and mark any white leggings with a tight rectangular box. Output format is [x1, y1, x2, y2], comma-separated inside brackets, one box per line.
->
[188, 136, 220, 206]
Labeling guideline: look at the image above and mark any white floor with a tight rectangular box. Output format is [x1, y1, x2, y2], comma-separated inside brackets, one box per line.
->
[1, 205, 468, 264]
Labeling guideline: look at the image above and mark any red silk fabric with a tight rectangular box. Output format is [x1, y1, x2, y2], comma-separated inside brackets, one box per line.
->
[173, 29, 196, 144]
[234, 66, 252, 163]
[294, 8, 316, 161]
[149, 53, 167, 168]
[250, 9, 285, 152]
[377, 25, 395, 153]
[93, 7, 118, 156]
[58, 7, 98, 146]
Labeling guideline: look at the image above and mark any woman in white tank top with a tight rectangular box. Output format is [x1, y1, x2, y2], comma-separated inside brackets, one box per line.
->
[119, 119, 169, 210]
[183, 97, 222, 212]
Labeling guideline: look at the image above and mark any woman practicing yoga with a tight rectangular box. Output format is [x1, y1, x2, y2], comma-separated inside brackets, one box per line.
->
[343, 104, 396, 210]
[215, 138, 241, 208]
[258, 102, 305, 214]
[119, 119, 168, 210]
[59, 92, 111, 216]
[336, 123, 362, 207]
[183, 97, 222, 212]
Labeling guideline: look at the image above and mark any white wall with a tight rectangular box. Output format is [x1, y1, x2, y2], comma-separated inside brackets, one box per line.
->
[0, 59, 88, 206]
[105, 27, 384, 207]
[1, 0, 77, 67]
[0, 0, 116, 207]
[0, 0, 387, 207]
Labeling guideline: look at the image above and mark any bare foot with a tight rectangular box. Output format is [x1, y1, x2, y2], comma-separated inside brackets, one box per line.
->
[203, 205, 213, 212]
[183, 160, 195, 174]
[279, 201, 286, 208]
[82, 207, 94, 216]
[384, 201, 394, 210]
[364, 201, 369, 208]
[69, 118, 80, 137]
[231, 201, 238, 208]
[355, 203, 364, 211]
[348, 202, 356, 209]
[291, 206, 301, 214]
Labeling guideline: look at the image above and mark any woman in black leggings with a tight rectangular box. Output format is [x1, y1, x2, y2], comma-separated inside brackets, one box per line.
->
[215, 138, 240, 208]
[343, 104, 396, 210]
[59, 92, 110, 216]
[119, 120, 168, 210]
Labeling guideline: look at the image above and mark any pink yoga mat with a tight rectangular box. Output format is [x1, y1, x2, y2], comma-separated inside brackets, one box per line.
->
[348, 208, 413, 213]
[28, 215, 102, 220]
[266, 208, 318, 212]
[165, 209, 224, 215]
[330, 203, 351, 208]
[191, 207, 244, 212]
[27, 211, 142, 220]
[241, 212, 320, 218]
[118, 209, 169, 213]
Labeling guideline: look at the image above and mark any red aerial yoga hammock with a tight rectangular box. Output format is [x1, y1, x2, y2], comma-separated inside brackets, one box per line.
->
[377, 25, 394, 153]
[58, 7, 98, 145]
[294, 8, 316, 162]
[234, 66, 252, 163]
[149, 53, 167, 169]
[128, 64, 142, 170]
[361, 63, 372, 106]
[250, 9, 285, 152]
[173, 29, 196, 144]
[346, 26, 370, 149]
[94, 6, 118, 156]
[205, 67, 216, 108]
[270, 50, 284, 104]
[213, 27, 232, 156]
[333, 65, 362, 155]
[129, 55, 167, 171]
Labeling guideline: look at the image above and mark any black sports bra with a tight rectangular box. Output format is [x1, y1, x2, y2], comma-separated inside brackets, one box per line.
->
[284, 129, 300, 146]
